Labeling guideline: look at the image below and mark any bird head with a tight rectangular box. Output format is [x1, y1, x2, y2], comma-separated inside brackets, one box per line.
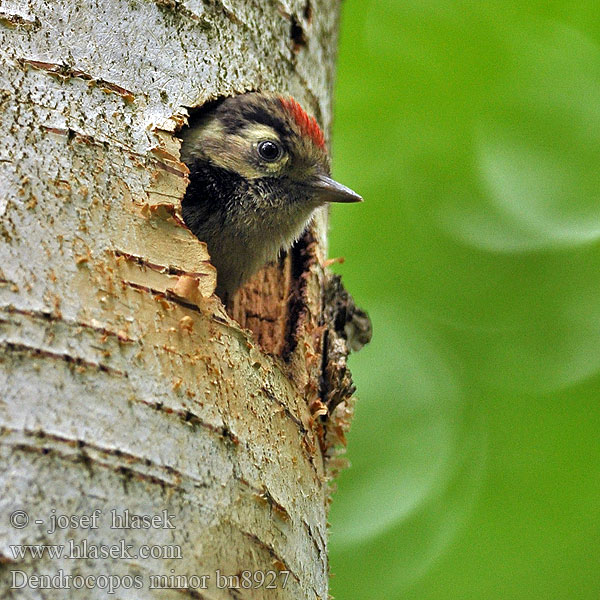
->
[179, 92, 362, 300]
[180, 92, 362, 209]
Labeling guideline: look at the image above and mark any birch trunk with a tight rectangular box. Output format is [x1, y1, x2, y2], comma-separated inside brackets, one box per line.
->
[0, 1, 367, 598]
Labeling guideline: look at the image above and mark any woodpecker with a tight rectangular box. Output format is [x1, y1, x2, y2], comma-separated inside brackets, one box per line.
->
[179, 92, 362, 302]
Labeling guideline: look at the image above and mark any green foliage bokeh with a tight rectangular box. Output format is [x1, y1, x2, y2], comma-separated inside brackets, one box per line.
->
[328, 1, 600, 598]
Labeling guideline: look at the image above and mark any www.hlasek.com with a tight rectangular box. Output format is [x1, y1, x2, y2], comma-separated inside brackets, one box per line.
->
[9, 539, 182, 561]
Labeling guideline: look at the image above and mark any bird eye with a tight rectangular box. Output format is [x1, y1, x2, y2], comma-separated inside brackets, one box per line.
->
[257, 140, 282, 161]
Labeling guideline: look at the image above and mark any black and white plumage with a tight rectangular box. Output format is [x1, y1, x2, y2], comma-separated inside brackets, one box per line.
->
[179, 92, 362, 302]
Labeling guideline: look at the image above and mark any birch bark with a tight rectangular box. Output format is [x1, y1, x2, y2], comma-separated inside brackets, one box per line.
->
[0, 1, 366, 598]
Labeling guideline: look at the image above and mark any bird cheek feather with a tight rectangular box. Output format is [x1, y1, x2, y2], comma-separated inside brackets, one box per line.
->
[202, 137, 257, 178]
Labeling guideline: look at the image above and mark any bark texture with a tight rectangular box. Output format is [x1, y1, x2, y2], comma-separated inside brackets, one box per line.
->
[0, 1, 366, 599]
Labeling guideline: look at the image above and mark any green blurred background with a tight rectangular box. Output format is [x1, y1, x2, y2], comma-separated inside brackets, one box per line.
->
[327, 1, 600, 598]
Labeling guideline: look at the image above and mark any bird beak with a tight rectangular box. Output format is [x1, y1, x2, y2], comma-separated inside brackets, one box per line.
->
[311, 174, 363, 204]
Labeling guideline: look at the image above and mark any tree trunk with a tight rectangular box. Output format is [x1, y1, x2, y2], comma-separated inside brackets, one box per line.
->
[0, 1, 367, 598]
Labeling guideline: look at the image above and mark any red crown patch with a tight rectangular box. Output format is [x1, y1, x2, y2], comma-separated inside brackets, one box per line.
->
[279, 97, 326, 149]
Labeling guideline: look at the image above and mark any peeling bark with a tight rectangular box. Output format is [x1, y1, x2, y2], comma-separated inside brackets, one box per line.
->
[0, 1, 368, 598]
